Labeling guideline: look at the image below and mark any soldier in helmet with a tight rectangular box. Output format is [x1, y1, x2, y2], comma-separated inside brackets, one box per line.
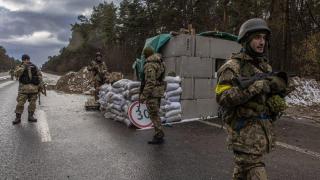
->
[13, 54, 43, 125]
[87, 52, 109, 102]
[215, 18, 288, 179]
[140, 47, 166, 144]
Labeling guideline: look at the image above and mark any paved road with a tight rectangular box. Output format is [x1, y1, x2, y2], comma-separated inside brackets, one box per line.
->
[0, 81, 319, 180]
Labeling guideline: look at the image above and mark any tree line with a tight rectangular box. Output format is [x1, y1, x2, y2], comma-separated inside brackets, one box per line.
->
[41, 0, 320, 79]
[0, 46, 20, 72]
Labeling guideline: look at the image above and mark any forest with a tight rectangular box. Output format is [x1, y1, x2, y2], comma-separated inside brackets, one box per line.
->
[0, 46, 19, 72]
[41, 0, 320, 79]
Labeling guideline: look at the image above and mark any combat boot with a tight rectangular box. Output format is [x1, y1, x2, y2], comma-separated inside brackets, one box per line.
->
[12, 113, 22, 125]
[148, 136, 164, 145]
[28, 111, 37, 123]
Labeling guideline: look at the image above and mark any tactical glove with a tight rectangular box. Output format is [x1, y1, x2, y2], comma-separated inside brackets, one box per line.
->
[247, 79, 270, 95]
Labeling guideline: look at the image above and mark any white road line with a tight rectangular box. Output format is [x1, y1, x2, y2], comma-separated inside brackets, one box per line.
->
[199, 120, 320, 160]
[35, 109, 52, 142]
[0, 81, 15, 89]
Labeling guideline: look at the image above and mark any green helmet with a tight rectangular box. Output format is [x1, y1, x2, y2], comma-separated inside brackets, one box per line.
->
[237, 18, 271, 43]
[143, 47, 154, 58]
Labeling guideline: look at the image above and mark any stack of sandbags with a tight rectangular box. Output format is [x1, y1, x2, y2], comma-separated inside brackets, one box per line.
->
[99, 76, 183, 127]
[162, 76, 182, 123]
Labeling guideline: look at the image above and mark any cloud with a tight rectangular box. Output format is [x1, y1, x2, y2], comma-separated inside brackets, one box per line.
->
[0, 0, 118, 66]
[0, 31, 67, 46]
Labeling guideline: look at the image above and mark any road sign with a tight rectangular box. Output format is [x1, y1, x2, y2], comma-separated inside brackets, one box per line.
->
[128, 101, 152, 129]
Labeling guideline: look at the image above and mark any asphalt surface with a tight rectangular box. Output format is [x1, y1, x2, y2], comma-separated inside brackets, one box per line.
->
[0, 80, 319, 180]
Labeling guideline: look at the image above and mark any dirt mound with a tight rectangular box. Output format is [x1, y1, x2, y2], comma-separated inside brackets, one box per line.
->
[56, 67, 93, 94]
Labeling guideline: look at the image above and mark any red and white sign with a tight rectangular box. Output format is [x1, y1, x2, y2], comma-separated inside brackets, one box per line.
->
[128, 101, 152, 129]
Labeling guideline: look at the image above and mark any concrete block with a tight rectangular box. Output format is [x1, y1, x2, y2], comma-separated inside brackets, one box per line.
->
[161, 34, 195, 57]
[163, 57, 176, 75]
[196, 98, 218, 117]
[176, 57, 213, 78]
[210, 38, 241, 59]
[195, 36, 210, 57]
[194, 78, 215, 99]
[181, 100, 198, 119]
[181, 78, 194, 100]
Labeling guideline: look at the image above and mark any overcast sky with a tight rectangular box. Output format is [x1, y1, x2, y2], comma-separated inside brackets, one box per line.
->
[0, 0, 118, 66]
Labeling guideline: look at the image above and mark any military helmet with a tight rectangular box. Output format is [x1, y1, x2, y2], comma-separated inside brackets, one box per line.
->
[21, 54, 30, 61]
[143, 47, 154, 58]
[237, 18, 271, 43]
[95, 52, 102, 57]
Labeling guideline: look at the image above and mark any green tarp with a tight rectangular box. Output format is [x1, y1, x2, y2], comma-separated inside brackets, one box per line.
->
[133, 34, 171, 80]
[198, 31, 238, 42]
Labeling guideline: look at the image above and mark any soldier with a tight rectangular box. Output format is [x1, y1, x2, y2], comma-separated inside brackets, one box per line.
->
[13, 54, 43, 125]
[87, 52, 108, 102]
[215, 18, 288, 179]
[9, 68, 15, 80]
[139, 47, 166, 144]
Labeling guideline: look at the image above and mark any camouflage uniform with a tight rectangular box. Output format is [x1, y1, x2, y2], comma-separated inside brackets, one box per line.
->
[216, 19, 287, 180]
[9, 69, 14, 80]
[87, 59, 108, 101]
[140, 52, 166, 143]
[14, 58, 42, 124]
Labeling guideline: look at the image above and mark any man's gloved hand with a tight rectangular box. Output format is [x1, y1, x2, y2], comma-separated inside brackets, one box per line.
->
[267, 76, 287, 95]
[139, 94, 146, 103]
[247, 79, 270, 95]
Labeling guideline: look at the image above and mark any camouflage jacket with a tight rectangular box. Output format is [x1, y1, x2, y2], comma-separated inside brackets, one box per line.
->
[87, 60, 108, 83]
[15, 63, 43, 94]
[141, 53, 166, 98]
[216, 52, 277, 154]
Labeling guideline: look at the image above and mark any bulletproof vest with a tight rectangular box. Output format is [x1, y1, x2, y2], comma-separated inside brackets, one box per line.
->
[140, 58, 165, 93]
[19, 64, 40, 85]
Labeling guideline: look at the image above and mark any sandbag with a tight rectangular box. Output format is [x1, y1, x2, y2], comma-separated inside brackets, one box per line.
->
[127, 81, 141, 90]
[165, 102, 181, 111]
[166, 114, 182, 123]
[166, 83, 180, 92]
[164, 76, 181, 83]
[112, 87, 125, 94]
[112, 79, 131, 88]
[165, 109, 182, 118]
[167, 96, 180, 102]
[166, 87, 182, 98]
[131, 94, 139, 102]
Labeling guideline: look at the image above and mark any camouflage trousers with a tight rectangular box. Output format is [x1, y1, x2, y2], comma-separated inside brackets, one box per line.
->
[93, 80, 104, 101]
[232, 151, 267, 180]
[15, 93, 38, 114]
[146, 98, 164, 138]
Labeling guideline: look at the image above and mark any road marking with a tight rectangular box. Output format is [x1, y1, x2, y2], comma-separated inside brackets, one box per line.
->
[0, 81, 15, 89]
[35, 109, 52, 142]
[199, 120, 320, 160]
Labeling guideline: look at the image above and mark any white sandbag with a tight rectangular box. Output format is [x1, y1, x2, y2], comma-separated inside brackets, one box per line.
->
[112, 87, 125, 94]
[164, 76, 181, 83]
[129, 87, 140, 96]
[166, 114, 182, 123]
[165, 109, 182, 118]
[160, 117, 167, 123]
[123, 118, 132, 127]
[165, 102, 181, 111]
[111, 108, 122, 116]
[131, 94, 139, 102]
[167, 96, 180, 102]
[122, 105, 129, 114]
[166, 83, 180, 92]
[127, 81, 141, 89]
[104, 112, 116, 119]
[111, 104, 122, 111]
[112, 79, 131, 88]
[111, 94, 123, 101]
[166, 87, 182, 98]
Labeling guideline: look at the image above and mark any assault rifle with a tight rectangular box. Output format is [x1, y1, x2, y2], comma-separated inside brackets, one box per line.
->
[233, 71, 288, 90]
[38, 83, 47, 105]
